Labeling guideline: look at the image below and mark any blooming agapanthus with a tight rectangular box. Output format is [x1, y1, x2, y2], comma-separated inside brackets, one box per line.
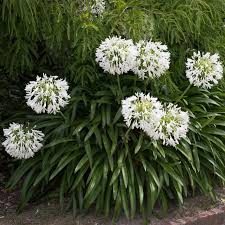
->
[95, 36, 137, 75]
[25, 73, 70, 114]
[91, 0, 105, 16]
[186, 51, 223, 89]
[121, 92, 163, 130]
[132, 40, 171, 79]
[2, 123, 44, 159]
[145, 103, 189, 146]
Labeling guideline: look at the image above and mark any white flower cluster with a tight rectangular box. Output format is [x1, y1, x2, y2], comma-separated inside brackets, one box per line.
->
[96, 36, 171, 79]
[144, 103, 189, 146]
[122, 93, 189, 146]
[3, 73, 70, 159]
[91, 0, 105, 16]
[96, 37, 170, 78]
[95, 36, 137, 75]
[2, 123, 44, 159]
[25, 74, 70, 114]
[186, 51, 223, 89]
[121, 92, 162, 129]
[133, 40, 171, 79]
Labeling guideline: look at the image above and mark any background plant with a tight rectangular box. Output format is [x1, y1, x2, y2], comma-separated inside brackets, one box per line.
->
[0, 0, 225, 220]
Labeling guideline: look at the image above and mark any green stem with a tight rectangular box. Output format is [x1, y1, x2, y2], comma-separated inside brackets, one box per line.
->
[117, 74, 123, 99]
[144, 79, 148, 93]
[175, 83, 192, 104]
[153, 79, 159, 95]
[133, 75, 137, 91]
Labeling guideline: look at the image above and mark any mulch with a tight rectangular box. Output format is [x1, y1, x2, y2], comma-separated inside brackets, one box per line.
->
[1, 172, 225, 225]
[0, 183, 18, 218]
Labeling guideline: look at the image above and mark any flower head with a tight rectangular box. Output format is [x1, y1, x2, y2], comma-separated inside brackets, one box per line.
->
[145, 103, 189, 146]
[91, 0, 105, 16]
[25, 73, 70, 114]
[186, 51, 223, 89]
[121, 92, 163, 130]
[2, 123, 44, 159]
[96, 36, 137, 75]
[133, 40, 170, 79]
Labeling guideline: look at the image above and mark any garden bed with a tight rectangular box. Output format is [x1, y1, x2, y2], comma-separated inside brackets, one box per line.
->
[1, 185, 225, 225]
[1, 0, 225, 224]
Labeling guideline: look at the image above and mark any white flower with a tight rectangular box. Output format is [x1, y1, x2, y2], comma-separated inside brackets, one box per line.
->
[145, 103, 189, 146]
[96, 36, 137, 75]
[186, 51, 223, 89]
[2, 123, 44, 159]
[132, 40, 171, 79]
[91, 0, 105, 16]
[25, 73, 70, 114]
[121, 92, 163, 130]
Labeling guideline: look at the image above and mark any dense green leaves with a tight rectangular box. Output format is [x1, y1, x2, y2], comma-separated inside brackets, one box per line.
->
[6, 86, 225, 218]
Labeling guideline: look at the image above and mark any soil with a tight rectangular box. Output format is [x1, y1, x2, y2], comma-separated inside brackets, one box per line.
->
[1, 181, 225, 225]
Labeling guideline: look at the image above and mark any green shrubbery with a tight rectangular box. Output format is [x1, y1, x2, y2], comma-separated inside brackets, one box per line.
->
[1, 0, 225, 219]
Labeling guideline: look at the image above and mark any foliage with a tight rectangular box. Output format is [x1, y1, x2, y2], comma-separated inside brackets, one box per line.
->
[1, 0, 225, 219]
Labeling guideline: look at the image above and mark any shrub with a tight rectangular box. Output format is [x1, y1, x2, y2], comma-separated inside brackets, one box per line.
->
[1, 0, 225, 219]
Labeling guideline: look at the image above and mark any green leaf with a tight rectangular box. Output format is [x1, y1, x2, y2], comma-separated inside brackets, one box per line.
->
[129, 184, 136, 218]
[106, 105, 111, 125]
[145, 161, 160, 188]
[94, 126, 102, 149]
[135, 168, 144, 207]
[101, 105, 106, 127]
[84, 123, 98, 142]
[33, 168, 50, 186]
[84, 141, 93, 168]
[135, 134, 143, 154]
[102, 133, 114, 170]
[204, 127, 225, 136]
[71, 164, 89, 190]
[176, 144, 192, 162]
[149, 179, 157, 211]
[113, 107, 122, 124]
[110, 167, 120, 186]
[90, 101, 97, 120]
[44, 138, 75, 149]
[85, 165, 103, 200]
[104, 185, 111, 216]
[159, 161, 183, 186]
[8, 159, 39, 189]
[120, 178, 129, 218]
[50, 154, 78, 180]
[72, 120, 89, 135]
[121, 164, 128, 188]
[74, 155, 89, 173]
[190, 97, 220, 106]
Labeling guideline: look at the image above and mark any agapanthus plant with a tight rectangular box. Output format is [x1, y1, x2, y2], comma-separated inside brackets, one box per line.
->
[25, 73, 70, 114]
[2, 0, 225, 218]
[144, 103, 190, 146]
[95, 36, 137, 75]
[2, 123, 44, 159]
[133, 40, 170, 79]
[121, 92, 162, 130]
[186, 51, 223, 89]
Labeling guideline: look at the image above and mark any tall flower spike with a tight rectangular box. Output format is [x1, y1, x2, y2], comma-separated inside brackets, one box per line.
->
[145, 103, 189, 147]
[91, 0, 105, 16]
[133, 40, 171, 79]
[25, 73, 70, 114]
[186, 51, 223, 89]
[96, 36, 138, 75]
[121, 92, 163, 130]
[2, 123, 44, 159]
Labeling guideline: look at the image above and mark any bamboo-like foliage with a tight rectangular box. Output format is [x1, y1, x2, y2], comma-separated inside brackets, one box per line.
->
[1, 0, 225, 220]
